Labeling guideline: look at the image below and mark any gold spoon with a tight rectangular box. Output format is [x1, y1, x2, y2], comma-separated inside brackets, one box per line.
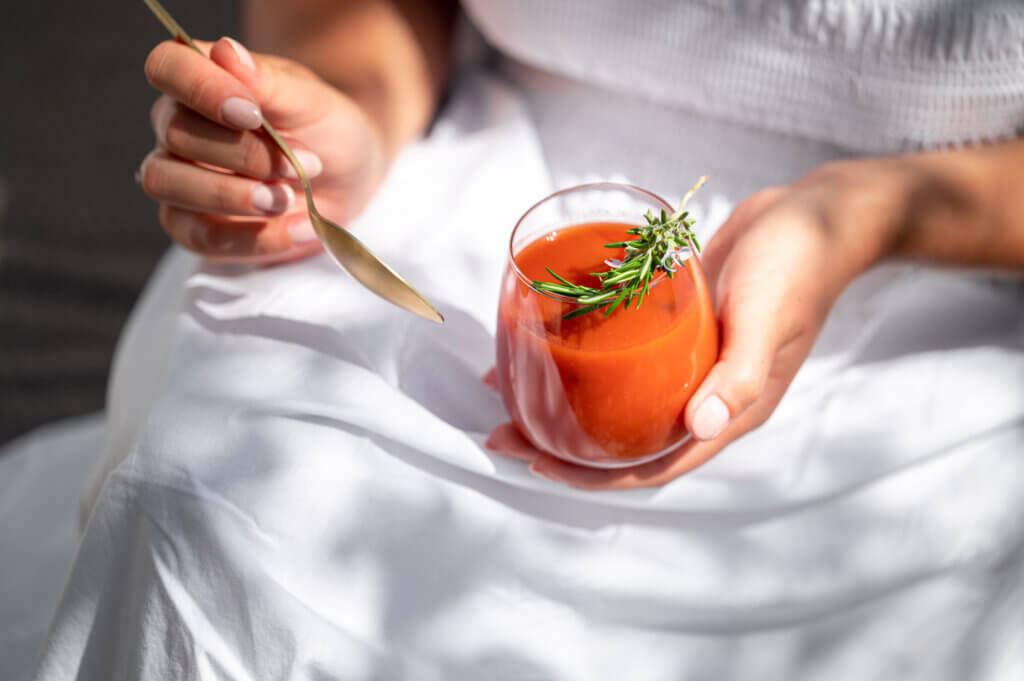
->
[143, 0, 444, 324]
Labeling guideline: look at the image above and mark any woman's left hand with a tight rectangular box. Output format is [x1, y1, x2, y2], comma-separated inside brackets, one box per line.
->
[486, 159, 914, 489]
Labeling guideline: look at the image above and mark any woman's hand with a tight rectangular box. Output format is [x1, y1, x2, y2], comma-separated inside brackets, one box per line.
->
[140, 37, 388, 263]
[486, 159, 916, 489]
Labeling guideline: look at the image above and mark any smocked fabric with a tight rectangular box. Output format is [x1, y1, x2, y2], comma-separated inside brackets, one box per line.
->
[462, 0, 1024, 152]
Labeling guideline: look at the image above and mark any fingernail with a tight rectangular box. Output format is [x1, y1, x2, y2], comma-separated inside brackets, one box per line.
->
[287, 217, 318, 244]
[223, 37, 256, 72]
[692, 395, 730, 440]
[281, 149, 324, 180]
[172, 211, 210, 251]
[483, 433, 499, 451]
[221, 97, 262, 130]
[135, 150, 156, 186]
[252, 184, 293, 214]
[504, 449, 539, 463]
[528, 462, 559, 482]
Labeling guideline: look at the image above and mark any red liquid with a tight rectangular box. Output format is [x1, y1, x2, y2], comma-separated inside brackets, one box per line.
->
[496, 222, 719, 466]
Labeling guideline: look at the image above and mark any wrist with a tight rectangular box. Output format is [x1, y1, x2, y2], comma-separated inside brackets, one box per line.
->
[350, 94, 407, 171]
[800, 158, 920, 284]
[864, 156, 933, 265]
[884, 142, 1024, 268]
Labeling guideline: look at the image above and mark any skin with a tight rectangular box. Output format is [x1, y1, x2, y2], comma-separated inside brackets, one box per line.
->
[140, 0, 456, 262]
[488, 149, 1024, 489]
[140, 2, 1024, 489]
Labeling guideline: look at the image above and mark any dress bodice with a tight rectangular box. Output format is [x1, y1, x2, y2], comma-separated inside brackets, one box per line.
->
[462, 0, 1024, 153]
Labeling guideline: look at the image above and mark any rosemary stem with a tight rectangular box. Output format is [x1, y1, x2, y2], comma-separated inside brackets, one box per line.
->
[529, 177, 708, 320]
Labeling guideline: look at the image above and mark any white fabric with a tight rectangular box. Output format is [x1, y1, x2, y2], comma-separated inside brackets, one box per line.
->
[77, 245, 199, 526]
[463, 0, 1024, 152]
[0, 415, 104, 681]
[8, 1, 1024, 679]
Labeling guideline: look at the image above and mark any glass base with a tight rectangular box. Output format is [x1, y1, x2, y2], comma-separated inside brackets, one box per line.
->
[544, 432, 693, 469]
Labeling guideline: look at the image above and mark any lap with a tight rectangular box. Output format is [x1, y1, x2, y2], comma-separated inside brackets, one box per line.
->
[40, 73, 1024, 680]
[51, 252, 1024, 681]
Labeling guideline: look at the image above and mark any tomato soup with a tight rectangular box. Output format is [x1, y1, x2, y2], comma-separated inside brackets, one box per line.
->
[496, 222, 719, 466]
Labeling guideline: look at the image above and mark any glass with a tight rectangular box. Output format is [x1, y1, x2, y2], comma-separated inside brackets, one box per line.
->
[495, 184, 719, 468]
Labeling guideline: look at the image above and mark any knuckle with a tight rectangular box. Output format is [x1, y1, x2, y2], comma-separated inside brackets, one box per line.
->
[239, 135, 270, 178]
[157, 203, 173, 233]
[752, 408, 773, 430]
[741, 186, 784, 215]
[212, 177, 240, 213]
[187, 70, 220, 116]
[149, 97, 163, 134]
[752, 186, 784, 204]
[150, 96, 178, 146]
[139, 157, 163, 198]
[803, 159, 852, 186]
[730, 368, 766, 409]
[256, 56, 313, 108]
[163, 206, 208, 253]
[182, 223, 209, 253]
[143, 42, 173, 87]
[162, 112, 191, 157]
[264, 55, 308, 86]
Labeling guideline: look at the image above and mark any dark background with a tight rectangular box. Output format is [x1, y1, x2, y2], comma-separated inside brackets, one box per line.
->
[0, 1, 241, 444]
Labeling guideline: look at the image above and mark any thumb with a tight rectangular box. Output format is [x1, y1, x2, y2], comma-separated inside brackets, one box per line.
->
[211, 37, 337, 130]
[684, 292, 782, 441]
[209, 37, 261, 93]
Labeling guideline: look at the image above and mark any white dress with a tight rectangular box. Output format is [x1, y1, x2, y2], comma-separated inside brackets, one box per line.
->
[10, 1, 1024, 679]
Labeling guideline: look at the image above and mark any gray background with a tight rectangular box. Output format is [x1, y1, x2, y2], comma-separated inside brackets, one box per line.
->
[0, 1, 240, 444]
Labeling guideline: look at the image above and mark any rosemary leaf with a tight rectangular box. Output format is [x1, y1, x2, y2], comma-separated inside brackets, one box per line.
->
[529, 176, 707, 320]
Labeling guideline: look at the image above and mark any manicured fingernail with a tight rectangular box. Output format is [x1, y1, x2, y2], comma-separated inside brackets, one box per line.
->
[287, 217, 318, 244]
[252, 184, 293, 214]
[223, 37, 256, 72]
[482, 368, 499, 392]
[281, 149, 324, 180]
[221, 97, 261, 129]
[692, 395, 730, 441]
[503, 449, 538, 463]
[136, 150, 156, 186]
[174, 212, 210, 250]
[483, 433, 499, 451]
[528, 462, 559, 482]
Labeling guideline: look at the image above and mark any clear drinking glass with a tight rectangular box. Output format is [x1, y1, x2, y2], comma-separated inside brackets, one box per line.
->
[495, 183, 719, 468]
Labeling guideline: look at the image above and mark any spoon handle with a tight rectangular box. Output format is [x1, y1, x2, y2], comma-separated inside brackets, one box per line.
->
[142, 1, 311, 187]
[142, 0, 444, 324]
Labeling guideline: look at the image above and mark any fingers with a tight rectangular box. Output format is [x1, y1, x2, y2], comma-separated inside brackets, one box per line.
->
[701, 186, 784, 283]
[140, 150, 295, 216]
[481, 367, 499, 392]
[484, 421, 716, 490]
[484, 423, 540, 462]
[205, 36, 338, 131]
[209, 37, 260, 92]
[145, 39, 262, 130]
[528, 442, 713, 490]
[159, 204, 322, 263]
[687, 214, 826, 445]
[682, 187, 806, 442]
[229, 46, 344, 130]
[528, 386, 786, 489]
[151, 96, 324, 181]
[684, 252, 793, 442]
[684, 300, 780, 442]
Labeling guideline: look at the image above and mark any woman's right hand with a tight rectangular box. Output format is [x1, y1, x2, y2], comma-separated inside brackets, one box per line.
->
[141, 37, 388, 263]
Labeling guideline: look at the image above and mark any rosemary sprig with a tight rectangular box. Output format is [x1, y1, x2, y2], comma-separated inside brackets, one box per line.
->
[530, 176, 707, 320]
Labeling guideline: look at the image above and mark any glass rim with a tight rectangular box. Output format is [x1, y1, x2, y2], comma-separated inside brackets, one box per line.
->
[507, 182, 699, 304]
